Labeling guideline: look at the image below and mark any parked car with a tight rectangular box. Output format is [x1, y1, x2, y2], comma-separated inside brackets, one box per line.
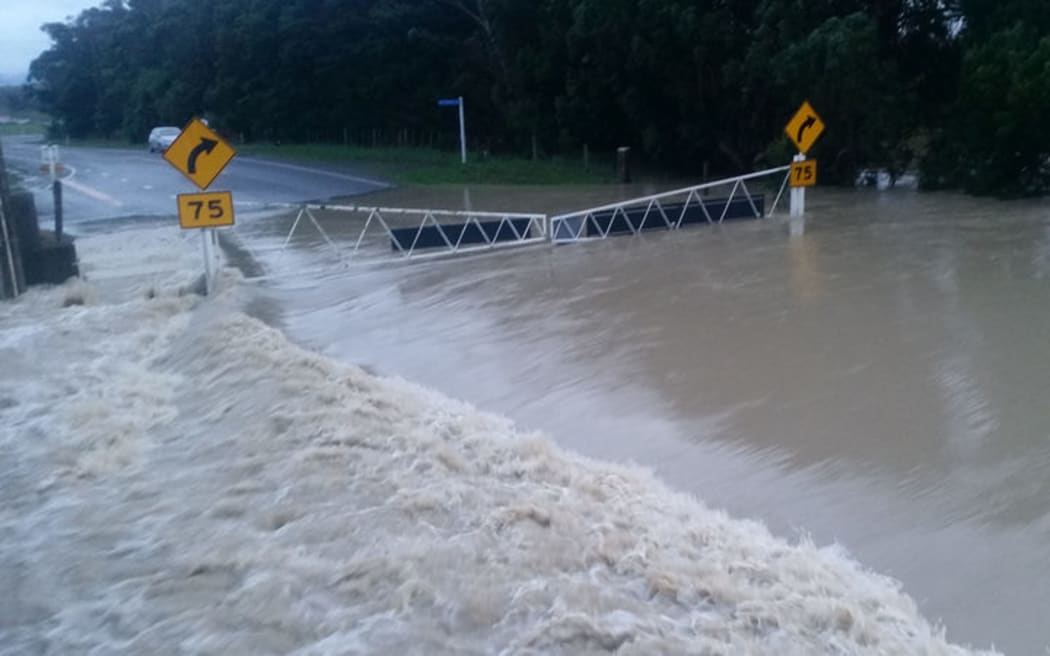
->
[148, 126, 181, 152]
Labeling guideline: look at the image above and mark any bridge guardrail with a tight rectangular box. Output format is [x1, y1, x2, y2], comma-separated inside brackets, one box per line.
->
[549, 165, 791, 243]
[279, 204, 548, 265]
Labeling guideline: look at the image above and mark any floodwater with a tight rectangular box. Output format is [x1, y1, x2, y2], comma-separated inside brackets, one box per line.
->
[235, 186, 1050, 654]
[4, 219, 990, 654]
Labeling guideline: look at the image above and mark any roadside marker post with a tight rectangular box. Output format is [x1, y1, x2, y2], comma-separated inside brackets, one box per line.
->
[40, 145, 64, 239]
[790, 154, 807, 217]
[438, 97, 467, 164]
[784, 101, 825, 217]
[162, 118, 238, 294]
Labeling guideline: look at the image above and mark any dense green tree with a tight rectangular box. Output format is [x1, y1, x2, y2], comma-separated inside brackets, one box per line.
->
[24, 0, 1046, 193]
[920, 1, 1050, 194]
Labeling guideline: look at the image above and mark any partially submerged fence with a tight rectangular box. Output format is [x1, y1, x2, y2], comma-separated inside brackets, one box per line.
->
[280, 204, 548, 265]
[550, 165, 790, 243]
[266, 165, 793, 268]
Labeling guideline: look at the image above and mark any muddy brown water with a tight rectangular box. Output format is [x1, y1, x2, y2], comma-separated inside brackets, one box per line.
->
[236, 186, 1050, 654]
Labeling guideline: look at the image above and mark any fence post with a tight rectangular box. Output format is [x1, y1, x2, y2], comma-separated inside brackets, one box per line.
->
[616, 147, 631, 183]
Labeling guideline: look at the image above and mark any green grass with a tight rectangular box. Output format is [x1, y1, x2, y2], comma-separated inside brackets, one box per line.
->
[0, 121, 46, 136]
[65, 136, 141, 149]
[238, 143, 610, 185]
[7, 126, 613, 185]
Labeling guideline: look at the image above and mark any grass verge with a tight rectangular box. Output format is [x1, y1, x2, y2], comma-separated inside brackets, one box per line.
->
[0, 122, 47, 137]
[65, 137, 142, 150]
[238, 143, 610, 185]
[10, 132, 614, 185]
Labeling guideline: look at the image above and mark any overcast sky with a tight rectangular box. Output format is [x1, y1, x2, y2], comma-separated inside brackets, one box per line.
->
[0, 0, 101, 84]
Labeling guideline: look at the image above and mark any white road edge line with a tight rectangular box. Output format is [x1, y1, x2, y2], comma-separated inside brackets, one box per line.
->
[235, 157, 390, 188]
[59, 165, 125, 207]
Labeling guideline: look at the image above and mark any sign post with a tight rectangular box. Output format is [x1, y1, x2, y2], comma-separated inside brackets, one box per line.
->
[784, 101, 825, 217]
[163, 118, 237, 295]
[438, 97, 467, 164]
[790, 154, 806, 217]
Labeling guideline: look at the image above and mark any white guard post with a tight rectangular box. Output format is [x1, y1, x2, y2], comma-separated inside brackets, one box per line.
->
[41, 145, 60, 182]
[790, 153, 806, 217]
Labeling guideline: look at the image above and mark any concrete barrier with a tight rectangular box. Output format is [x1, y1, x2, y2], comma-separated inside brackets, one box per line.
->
[8, 191, 78, 287]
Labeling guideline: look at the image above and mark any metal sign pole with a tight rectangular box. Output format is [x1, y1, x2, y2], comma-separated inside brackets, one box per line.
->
[201, 228, 213, 295]
[458, 96, 467, 164]
[212, 229, 221, 279]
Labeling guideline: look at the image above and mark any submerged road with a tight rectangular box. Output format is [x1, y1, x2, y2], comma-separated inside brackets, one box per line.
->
[4, 132, 1044, 651]
[242, 188, 1050, 655]
[1, 134, 387, 225]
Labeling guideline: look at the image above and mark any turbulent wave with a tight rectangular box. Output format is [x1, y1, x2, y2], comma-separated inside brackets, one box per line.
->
[0, 226, 997, 654]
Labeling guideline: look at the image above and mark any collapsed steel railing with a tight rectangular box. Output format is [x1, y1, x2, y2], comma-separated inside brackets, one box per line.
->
[550, 165, 791, 243]
[279, 203, 548, 265]
[268, 165, 791, 267]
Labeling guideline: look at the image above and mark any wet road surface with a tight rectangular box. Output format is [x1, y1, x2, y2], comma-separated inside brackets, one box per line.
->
[1, 134, 387, 224]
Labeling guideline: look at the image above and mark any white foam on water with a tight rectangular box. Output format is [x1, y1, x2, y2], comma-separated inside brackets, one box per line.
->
[74, 224, 210, 299]
[0, 225, 999, 655]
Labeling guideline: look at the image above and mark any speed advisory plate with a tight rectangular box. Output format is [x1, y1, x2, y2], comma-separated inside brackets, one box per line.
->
[177, 191, 235, 229]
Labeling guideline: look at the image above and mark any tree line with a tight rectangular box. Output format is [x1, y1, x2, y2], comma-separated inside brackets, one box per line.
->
[23, 0, 1050, 195]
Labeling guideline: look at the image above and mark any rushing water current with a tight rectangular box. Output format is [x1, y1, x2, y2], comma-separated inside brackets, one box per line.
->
[2, 184, 1046, 654]
[238, 186, 1050, 654]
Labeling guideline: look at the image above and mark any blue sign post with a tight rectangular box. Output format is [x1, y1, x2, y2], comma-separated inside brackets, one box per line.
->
[437, 96, 466, 164]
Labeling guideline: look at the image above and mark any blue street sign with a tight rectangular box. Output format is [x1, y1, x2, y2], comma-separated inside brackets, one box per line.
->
[437, 98, 461, 107]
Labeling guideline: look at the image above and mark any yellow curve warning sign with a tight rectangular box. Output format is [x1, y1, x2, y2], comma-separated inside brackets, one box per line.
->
[163, 118, 236, 190]
[784, 101, 825, 154]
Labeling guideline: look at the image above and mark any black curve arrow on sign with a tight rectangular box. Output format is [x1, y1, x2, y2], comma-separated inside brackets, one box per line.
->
[796, 116, 817, 144]
[187, 137, 218, 174]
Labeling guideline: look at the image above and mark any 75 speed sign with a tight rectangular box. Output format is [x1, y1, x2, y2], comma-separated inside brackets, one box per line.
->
[177, 191, 235, 229]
